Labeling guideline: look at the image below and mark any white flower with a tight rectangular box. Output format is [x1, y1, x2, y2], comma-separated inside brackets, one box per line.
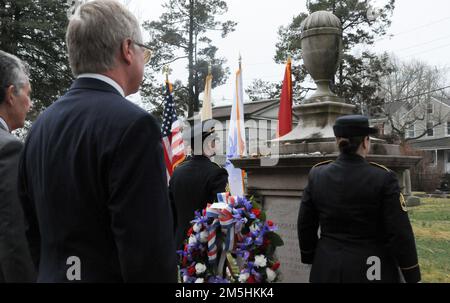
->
[195, 278, 204, 283]
[250, 223, 260, 233]
[254, 255, 267, 268]
[188, 235, 197, 245]
[199, 230, 208, 243]
[238, 272, 250, 283]
[183, 275, 189, 283]
[195, 263, 207, 275]
[266, 268, 277, 282]
[193, 223, 202, 233]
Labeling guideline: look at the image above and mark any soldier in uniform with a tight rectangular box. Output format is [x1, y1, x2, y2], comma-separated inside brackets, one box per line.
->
[169, 120, 228, 249]
[298, 115, 421, 283]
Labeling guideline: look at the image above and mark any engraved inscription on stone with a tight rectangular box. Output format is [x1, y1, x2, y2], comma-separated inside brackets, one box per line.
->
[264, 197, 310, 283]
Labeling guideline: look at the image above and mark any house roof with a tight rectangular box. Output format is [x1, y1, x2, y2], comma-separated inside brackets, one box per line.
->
[432, 95, 450, 108]
[410, 137, 450, 151]
[188, 99, 279, 121]
[384, 101, 406, 115]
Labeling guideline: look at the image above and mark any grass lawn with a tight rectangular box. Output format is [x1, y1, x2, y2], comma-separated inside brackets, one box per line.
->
[408, 195, 450, 283]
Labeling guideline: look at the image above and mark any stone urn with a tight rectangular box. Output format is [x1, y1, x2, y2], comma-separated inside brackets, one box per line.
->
[301, 11, 343, 102]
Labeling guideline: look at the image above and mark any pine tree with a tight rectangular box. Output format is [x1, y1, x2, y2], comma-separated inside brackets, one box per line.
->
[142, 0, 236, 118]
[0, 0, 73, 118]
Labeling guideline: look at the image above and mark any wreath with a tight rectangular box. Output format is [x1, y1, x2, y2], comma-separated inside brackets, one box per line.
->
[177, 192, 284, 283]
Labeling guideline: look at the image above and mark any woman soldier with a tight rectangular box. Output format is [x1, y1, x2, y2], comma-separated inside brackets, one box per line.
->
[298, 115, 421, 283]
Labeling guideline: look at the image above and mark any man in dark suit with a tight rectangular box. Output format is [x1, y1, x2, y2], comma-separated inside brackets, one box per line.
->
[298, 115, 421, 283]
[169, 120, 228, 249]
[18, 0, 176, 282]
[0, 50, 35, 282]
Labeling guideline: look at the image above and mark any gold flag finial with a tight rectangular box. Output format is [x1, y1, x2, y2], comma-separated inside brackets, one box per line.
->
[163, 65, 171, 82]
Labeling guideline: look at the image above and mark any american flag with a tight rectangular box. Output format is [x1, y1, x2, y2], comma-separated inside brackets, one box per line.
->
[161, 80, 185, 179]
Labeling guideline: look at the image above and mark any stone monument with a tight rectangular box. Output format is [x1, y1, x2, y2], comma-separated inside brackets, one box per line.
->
[232, 11, 421, 283]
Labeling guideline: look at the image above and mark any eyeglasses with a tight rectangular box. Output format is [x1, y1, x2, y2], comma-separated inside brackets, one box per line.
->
[133, 41, 152, 65]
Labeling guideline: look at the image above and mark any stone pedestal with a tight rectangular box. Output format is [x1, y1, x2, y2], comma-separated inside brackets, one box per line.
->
[278, 101, 355, 142]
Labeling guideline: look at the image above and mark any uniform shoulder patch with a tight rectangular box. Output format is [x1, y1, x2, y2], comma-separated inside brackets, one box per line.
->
[400, 193, 408, 212]
[370, 162, 391, 172]
[313, 160, 333, 168]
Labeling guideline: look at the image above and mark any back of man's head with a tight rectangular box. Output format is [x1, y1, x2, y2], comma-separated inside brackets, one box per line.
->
[0, 50, 29, 104]
[66, 0, 142, 76]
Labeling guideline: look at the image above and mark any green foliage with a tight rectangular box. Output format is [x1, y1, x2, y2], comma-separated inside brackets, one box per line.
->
[0, 0, 73, 117]
[142, 0, 236, 118]
[245, 79, 282, 102]
[266, 232, 284, 248]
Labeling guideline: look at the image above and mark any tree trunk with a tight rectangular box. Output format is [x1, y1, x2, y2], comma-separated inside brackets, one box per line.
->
[193, 30, 199, 113]
[187, 0, 195, 118]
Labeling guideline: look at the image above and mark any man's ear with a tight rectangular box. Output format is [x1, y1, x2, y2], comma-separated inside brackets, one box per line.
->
[364, 136, 370, 149]
[120, 39, 133, 65]
[4, 85, 15, 106]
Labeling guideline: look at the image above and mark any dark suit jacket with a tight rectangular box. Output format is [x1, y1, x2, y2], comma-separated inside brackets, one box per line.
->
[18, 78, 177, 282]
[298, 153, 421, 283]
[169, 155, 228, 249]
[0, 123, 36, 282]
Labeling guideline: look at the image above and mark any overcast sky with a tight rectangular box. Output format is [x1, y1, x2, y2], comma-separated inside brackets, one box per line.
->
[122, 0, 450, 106]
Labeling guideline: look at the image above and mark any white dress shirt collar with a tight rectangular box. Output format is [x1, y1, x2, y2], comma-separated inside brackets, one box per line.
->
[77, 73, 125, 97]
[0, 116, 9, 132]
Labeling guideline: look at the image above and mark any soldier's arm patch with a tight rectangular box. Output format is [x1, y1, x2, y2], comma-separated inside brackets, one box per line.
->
[400, 193, 408, 212]
[312, 160, 333, 168]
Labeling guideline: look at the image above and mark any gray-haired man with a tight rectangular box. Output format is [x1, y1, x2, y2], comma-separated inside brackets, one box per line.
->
[18, 0, 176, 282]
[0, 50, 35, 282]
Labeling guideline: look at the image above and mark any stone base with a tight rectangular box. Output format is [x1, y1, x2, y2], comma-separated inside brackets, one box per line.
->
[277, 101, 355, 143]
[232, 153, 421, 283]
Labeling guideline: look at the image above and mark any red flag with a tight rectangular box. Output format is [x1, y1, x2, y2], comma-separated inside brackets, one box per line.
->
[277, 57, 293, 138]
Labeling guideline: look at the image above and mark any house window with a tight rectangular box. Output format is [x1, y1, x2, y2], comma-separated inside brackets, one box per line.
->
[427, 103, 434, 114]
[427, 122, 434, 137]
[406, 125, 415, 138]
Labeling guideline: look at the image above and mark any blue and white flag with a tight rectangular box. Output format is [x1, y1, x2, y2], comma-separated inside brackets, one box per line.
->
[225, 57, 247, 196]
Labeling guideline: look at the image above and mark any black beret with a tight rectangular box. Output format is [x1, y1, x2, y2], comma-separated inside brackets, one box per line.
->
[185, 119, 217, 144]
[333, 115, 378, 138]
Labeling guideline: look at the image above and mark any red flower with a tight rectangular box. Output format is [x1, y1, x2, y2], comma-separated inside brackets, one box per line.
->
[188, 266, 196, 276]
[247, 275, 256, 283]
[271, 261, 280, 271]
[267, 220, 274, 227]
[187, 227, 193, 237]
[252, 208, 261, 218]
[182, 256, 188, 267]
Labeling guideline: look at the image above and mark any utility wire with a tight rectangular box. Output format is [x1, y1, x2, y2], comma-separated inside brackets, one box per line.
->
[389, 85, 450, 103]
[374, 16, 450, 43]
